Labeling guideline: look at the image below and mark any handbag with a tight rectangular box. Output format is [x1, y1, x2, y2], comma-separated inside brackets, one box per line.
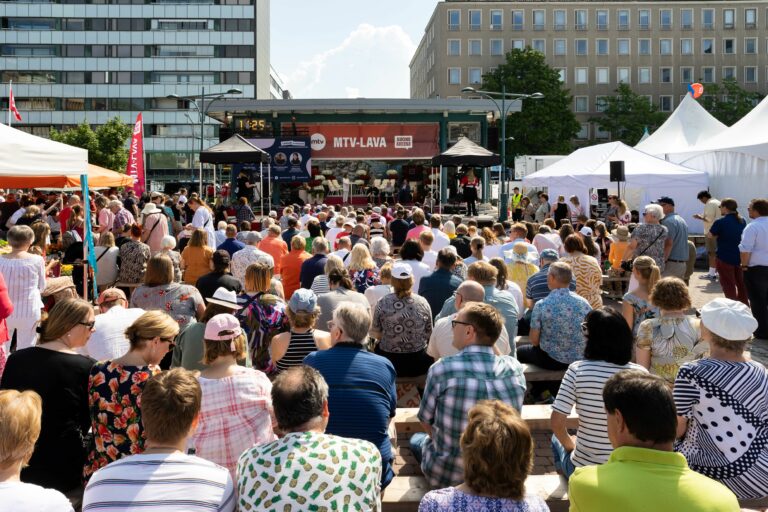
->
[621, 227, 664, 272]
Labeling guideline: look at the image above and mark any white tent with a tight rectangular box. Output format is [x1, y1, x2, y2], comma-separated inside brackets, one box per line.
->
[0, 123, 88, 176]
[636, 94, 727, 157]
[523, 141, 710, 232]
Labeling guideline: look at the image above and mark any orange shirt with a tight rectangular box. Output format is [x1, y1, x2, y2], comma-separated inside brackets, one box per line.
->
[258, 236, 289, 274]
[280, 249, 311, 301]
[181, 245, 214, 285]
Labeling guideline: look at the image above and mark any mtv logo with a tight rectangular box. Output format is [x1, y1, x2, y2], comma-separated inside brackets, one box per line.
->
[394, 135, 413, 150]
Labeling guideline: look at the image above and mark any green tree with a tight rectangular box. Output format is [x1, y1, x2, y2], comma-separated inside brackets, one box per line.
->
[50, 117, 133, 172]
[589, 83, 667, 145]
[700, 78, 764, 126]
[482, 48, 580, 158]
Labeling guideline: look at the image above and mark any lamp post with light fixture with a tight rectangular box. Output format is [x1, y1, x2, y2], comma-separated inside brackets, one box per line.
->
[167, 87, 241, 196]
[461, 86, 543, 222]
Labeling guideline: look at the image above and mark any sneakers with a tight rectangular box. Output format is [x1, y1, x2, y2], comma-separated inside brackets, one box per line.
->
[699, 274, 718, 281]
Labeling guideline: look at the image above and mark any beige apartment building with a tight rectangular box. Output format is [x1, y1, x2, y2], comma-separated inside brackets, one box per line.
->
[410, 0, 768, 140]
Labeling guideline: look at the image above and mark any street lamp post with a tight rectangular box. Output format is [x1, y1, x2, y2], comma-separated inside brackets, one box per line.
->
[461, 85, 543, 222]
[168, 87, 241, 196]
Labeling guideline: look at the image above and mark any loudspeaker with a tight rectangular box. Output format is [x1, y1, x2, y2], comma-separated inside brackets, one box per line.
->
[597, 188, 609, 203]
[610, 161, 625, 182]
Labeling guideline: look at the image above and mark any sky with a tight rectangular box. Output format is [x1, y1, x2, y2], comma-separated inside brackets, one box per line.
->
[270, 1, 438, 99]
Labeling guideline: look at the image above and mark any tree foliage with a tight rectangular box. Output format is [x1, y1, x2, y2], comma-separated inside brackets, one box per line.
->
[482, 48, 580, 159]
[50, 117, 133, 172]
[589, 83, 667, 145]
[699, 78, 764, 126]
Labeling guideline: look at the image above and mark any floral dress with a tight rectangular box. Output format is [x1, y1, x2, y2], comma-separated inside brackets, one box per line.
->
[116, 240, 150, 284]
[623, 292, 659, 337]
[636, 314, 707, 383]
[83, 361, 159, 480]
[351, 267, 381, 294]
[129, 283, 204, 327]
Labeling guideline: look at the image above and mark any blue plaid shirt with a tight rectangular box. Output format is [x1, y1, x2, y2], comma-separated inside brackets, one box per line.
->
[418, 345, 526, 488]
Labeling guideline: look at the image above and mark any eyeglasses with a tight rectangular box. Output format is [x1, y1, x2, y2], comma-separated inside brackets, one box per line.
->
[451, 320, 473, 329]
[79, 321, 96, 329]
[581, 322, 589, 335]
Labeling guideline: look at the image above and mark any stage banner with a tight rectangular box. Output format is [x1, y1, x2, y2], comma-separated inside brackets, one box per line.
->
[125, 113, 145, 194]
[288, 123, 440, 160]
[240, 137, 312, 182]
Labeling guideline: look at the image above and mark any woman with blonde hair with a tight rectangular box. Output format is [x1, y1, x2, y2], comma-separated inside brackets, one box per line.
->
[84, 310, 179, 481]
[348, 244, 381, 293]
[94, 231, 119, 290]
[418, 400, 548, 511]
[569, 195, 583, 224]
[311, 254, 344, 295]
[481, 227, 503, 259]
[617, 199, 631, 226]
[180, 228, 214, 285]
[270, 289, 331, 374]
[131, 255, 204, 328]
[1, 298, 95, 495]
[622, 256, 661, 337]
[0, 389, 75, 510]
[192, 313, 276, 478]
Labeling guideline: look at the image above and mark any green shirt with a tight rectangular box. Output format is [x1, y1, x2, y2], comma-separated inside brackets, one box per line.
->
[569, 446, 739, 512]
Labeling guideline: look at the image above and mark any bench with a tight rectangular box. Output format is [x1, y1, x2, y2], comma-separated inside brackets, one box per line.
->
[393, 404, 578, 434]
[524, 363, 566, 382]
[601, 274, 630, 300]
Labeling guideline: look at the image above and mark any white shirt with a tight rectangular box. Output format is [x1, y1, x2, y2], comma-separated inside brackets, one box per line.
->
[484, 244, 504, 260]
[330, 248, 351, 266]
[364, 284, 393, 313]
[325, 227, 344, 248]
[401, 259, 432, 292]
[532, 233, 563, 254]
[505, 280, 525, 317]
[6, 207, 25, 228]
[84, 305, 145, 361]
[300, 214, 318, 229]
[231, 245, 275, 285]
[215, 229, 227, 247]
[192, 207, 217, 250]
[427, 313, 511, 359]
[740, 217, 768, 267]
[422, 249, 438, 270]
[463, 255, 489, 266]
[0, 482, 73, 512]
[431, 228, 450, 251]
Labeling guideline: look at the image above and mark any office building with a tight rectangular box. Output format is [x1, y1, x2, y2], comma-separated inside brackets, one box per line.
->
[0, 0, 270, 182]
[411, 0, 768, 141]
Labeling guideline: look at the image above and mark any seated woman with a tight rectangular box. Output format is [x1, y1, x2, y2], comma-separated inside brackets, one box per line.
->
[560, 234, 603, 310]
[180, 228, 214, 285]
[550, 308, 647, 479]
[269, 288, 331, 374]
[675, 298, 768, 501]
[347, 244, 381, 294]
[418, 400, 549, 512]
[310, 255, 344, 295]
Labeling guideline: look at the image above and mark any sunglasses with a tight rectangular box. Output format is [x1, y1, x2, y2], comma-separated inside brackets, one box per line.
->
[451, 320, 473, 329]
[79, 321, 96, 329]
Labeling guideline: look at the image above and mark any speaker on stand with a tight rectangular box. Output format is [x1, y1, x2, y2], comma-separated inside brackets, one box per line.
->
[609, 161, 625, 202]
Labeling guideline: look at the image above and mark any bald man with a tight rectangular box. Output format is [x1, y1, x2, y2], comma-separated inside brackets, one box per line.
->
[426, 281, 511, 359]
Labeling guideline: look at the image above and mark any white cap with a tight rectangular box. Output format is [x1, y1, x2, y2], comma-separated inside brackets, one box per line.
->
[391, 261, 413, 279]
[700, 298, 758, 340]
[579, 226, 593, 237]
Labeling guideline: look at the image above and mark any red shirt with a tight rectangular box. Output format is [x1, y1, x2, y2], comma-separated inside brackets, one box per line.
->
[460, 176, 479, 189]
[59, 206, 72, 234]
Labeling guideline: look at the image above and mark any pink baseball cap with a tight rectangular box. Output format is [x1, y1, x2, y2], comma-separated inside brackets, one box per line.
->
[203, 314, 242, 341]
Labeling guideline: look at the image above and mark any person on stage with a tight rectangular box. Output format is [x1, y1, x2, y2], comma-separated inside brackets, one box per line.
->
[460, 168, 480, 217]
[236, 170, 254, 201]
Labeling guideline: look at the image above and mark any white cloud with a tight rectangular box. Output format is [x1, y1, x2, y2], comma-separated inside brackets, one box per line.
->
[282, 23, 417, 99]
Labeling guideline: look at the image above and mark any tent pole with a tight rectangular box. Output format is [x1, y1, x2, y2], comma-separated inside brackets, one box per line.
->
[259, 162, 264, 216]
[268, 164, 272, 209]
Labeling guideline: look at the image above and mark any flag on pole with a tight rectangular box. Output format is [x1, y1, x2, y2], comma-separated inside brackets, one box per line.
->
[125, 113, 145, 195]
[9, 81, 22, 124]
[81, 174, 98, 300]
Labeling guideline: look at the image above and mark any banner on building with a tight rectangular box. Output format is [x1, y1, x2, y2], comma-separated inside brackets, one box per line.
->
[125, 113, 145, 194]
[239, 137, 312, 182]
[287, 123, 440, 160]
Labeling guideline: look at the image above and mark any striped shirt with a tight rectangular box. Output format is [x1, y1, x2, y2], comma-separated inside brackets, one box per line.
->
[83, 452, 235, 512]
[274, 330, 318, 373]
[552, 359, 647, 467]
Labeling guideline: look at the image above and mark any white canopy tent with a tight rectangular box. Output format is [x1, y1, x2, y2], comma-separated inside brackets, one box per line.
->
[0, 123, 88, 175]
[523, 141, 710, 232]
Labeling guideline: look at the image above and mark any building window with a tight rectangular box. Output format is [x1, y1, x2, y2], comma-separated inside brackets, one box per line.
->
[490, 9, 502, 30]
[618, 9, 630, 30]
[468, 67, 482, 84]
[597, 10, 609, 30]
[511, 39, 525, 50]
[575, 67, 588, 84]
[639, 39, 651, 55]
[448, 67, 461, 84]
[660, 9, 672, 30]
[660, 67, 673, 83]
[448, 10, 460, 31]
[554, 9, 566, 30]
[554, 39, 567, 56]
[724, 8, 735, 29]
[469, 10, 481, 31]
[447, 39, 460, 56]
[681, 39, 693, 55]
[659, 96, 673, 112]
[745, 66, 757, 83]
[575, 96, 588, 112]
[577, 123, 590, 139]
[618, 67, 630, 83]
[723, 39, 736, 54]
[575, 39, 588, 55]
[490, 39, 503, 56]
[468, 39, 482, 56]
[532, 39, 545, 54]
[596, 39, 609, 55]
[596, 67, 609, 84]
[511, 10, 524, 30]
[639, 67, 651, 84]
[533, 10, 545, 31]
[680, 67, 693, 83]
[703, 38, 715, 54]
[746, 8, 757, 29]
[660, 39, 672, 55]
[702, 9, 715, 30]
[745, 37, 757, 54]
[723, 66, 736, 80]
[575, 9, 587, 30]
[618, 39, 630, 55]
[681, 8, 693, 29]
[595, 96, 608, 113]
[701, 67, 715, 83]
[555, 68, 567, 83]
[639, 9, 650, 30]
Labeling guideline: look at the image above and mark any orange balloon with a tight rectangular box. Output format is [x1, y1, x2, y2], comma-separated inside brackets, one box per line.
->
[688, 83, 704, 99]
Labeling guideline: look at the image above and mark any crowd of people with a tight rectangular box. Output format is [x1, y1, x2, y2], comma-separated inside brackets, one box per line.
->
[0, 185, 765, 511]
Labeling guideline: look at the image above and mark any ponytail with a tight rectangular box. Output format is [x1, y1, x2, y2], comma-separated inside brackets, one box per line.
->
[328, 268, 353, 290]
[633, 256, 660, 292]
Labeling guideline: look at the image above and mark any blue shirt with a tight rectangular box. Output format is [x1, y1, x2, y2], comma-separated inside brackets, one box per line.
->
[304, 344, 397, 481]
[661, 213, 690, 261]
[739, 216, 768, 267]
[710, 213, 746, 266]
[530, 288, 591, 364]
[216, 237, 246, 257]
[525, 263, 576, 303]
[418, 268, 462, 321]
[299, 254, 327, 289]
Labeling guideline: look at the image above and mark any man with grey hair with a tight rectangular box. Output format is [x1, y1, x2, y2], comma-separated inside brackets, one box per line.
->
[519, 248, 576, 335]
[237, 365, 383, 508]
[109, 198, 135, 235]
[305, 303, 397, 487]
[427, 280, 511, 359]
[230, 230, 274, 286]
[300, 237, 329, 289]
[657, 196, 689, 279]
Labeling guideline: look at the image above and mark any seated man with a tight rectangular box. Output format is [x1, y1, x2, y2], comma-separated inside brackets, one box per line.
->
[412, 303, 526, 488]
[518, 261, 591, 371]
[195, 250, 242, 301]
[520, 249, 576, 334]
[83, 369, 235, 511]
[238, 366, 382, 510]
[216, 224, 245, 257]
[569, 370, 739, 511]
[418, 248, 462, 321]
